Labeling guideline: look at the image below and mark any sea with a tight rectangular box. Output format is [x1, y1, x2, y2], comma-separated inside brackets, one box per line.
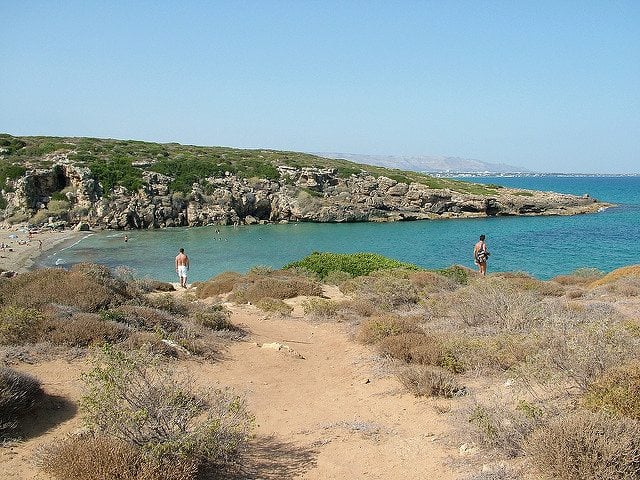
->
[42, 176, 640, 282]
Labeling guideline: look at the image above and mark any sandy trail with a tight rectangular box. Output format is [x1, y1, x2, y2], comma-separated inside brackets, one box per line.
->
[1, 291, 470, 479]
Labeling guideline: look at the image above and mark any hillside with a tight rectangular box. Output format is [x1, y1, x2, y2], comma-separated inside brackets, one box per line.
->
[316, 152, 530, 174]
[0, 134, 607, 230]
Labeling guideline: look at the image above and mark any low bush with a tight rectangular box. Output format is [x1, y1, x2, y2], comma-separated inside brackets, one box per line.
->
[340, 273, 419, 310]
[526, 410, 640, 480]
[80, 346, 253, 468]
[0, 367, 43, 438]
[551, 267, 605, 286]
[123, 331, 179, 357]
[301, 297, 340, 319]
[434, 265, 471, 285]
[0, 265, 130, 312]
[452, 278, 544, 331]
[582, 361, 640, 419]
[228, 272, 322, 304]
[191, 306, 236, 330]
[41, 434, 197, 480]
[0, 306, 44, 345]
[48, 313, 129, 347]
[407, 270, 458, 293]
[377, 332, 464, 373]
[255, 298, 294, 316]
[196, 271, 243, 299]
[455, 333, 540, 372]
[143, 293, 190, 316]
[358, 315, 421, 344]
[396, 364, 463, 397]
[468, 402, 544, 458]
[285, 251, 420, 279]
[113, 305, 181, 333]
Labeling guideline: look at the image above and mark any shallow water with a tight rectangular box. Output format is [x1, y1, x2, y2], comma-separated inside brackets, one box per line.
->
[42, 176, 640, 281]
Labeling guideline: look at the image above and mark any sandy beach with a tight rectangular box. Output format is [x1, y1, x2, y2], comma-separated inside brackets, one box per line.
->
[0, 225, 84, 275]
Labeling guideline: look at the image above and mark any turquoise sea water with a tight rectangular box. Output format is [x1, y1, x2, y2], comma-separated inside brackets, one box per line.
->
[42, 176, 640, 281]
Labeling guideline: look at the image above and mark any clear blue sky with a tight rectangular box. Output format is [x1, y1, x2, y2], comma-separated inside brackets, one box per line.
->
[1, 1, 638, 173]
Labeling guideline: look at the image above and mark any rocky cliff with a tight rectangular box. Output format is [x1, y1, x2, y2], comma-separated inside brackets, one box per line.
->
[0, 153, 609, 230]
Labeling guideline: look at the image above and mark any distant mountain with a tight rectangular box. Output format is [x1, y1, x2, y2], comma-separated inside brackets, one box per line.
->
[314, 152, 530, 174]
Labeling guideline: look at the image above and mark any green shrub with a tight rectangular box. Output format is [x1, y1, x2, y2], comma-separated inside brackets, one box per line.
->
[89, 155, 143, 193]
[80, 346, 253, 468]
[0, 306, 44, 344]
[526, 410, 640, 480]
[583, 362, 640, 419]
[0, 367, 44, 438]
[285, 252, 421, 279]
[435, 265, 470, 285]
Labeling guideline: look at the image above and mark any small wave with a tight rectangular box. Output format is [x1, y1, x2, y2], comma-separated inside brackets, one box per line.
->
[55, 258, 65, 266]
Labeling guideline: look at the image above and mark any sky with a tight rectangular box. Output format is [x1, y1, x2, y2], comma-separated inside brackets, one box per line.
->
[1, 1, 639, 173]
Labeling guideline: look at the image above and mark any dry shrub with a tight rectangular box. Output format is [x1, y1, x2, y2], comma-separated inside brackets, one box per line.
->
[526, 410, 640, 480]
[396, 364, 463, 397]
[551, 267, 605, 286]
[81, 346, 253, 468]
[336, 298, 378, 317]
[582, 361, 640, 419]
[196, 271, 243, 299]
[534, 319, 639, 393]
[407, 271, 458, 293]
[494, 272, 565, 297]
[229, 272, 322, 303]
[48, 313, 129, 347]
[587, 264, 640, 289]
[144, 293, 190, 316]
[592, 276, 640, 297]
[340, 274, 419, 310]
[378, 332, 464, 373]
[453, 278, 544, 331]
[111, 305, 181, 333]
[0, 265, 130, 312]
[0, 367, 44, 438]
[358, 315, 421, 344]
[301, 298, 340, 319]
[255, 298, 294, 316]
[323, 270, 353, 285]
[464, 466, 521, 480]
[455, 333, 541, 372]
[123, 331, 179, 357]
[468, 401, 544, 458]
[191, 306, 236, 330]
[564, 288, 585, 299]
[0, 306, 44, 345]
[41, 434, 196, 480]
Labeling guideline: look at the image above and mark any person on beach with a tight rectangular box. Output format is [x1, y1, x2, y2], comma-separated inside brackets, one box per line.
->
[474, 234, 490, 276]
[175, 248, 190, 288]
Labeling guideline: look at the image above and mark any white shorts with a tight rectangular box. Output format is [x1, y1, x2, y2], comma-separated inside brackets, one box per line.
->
[177, 265, 188, 278]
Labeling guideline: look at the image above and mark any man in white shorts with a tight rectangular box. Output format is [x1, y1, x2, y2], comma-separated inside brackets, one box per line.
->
[175, 248, 190, 288]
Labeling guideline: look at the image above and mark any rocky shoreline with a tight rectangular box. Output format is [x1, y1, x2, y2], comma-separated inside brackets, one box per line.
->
[1, 155, 611, 231]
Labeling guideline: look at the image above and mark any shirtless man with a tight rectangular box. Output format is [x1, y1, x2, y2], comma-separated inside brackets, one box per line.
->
[175, 248, 190, 288]
[473, 234, 490, 276]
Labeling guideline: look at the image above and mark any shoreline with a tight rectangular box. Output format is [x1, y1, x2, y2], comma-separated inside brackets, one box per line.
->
[0, 225, 86, 275]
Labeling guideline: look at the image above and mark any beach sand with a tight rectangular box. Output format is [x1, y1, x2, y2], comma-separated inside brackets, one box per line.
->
[0, 225, 84, 275]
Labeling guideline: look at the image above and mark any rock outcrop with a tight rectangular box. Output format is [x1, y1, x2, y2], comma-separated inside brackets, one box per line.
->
[0, 155, 610, 230]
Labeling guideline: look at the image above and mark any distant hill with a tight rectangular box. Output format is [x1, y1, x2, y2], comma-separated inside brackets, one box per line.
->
[315, 152, 530, 174]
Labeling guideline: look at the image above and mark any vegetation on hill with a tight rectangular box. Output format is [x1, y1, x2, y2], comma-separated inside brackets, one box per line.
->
[3, 253, 639, 478]
[0, 133, 501, 195]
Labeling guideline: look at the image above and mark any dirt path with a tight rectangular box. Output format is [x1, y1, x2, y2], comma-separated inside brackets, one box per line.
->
[3, 297, 471, 479]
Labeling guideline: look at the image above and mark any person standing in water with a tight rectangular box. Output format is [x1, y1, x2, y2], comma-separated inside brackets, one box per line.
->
[175, 248, 190, 288]
[473, 234, 490, 276]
